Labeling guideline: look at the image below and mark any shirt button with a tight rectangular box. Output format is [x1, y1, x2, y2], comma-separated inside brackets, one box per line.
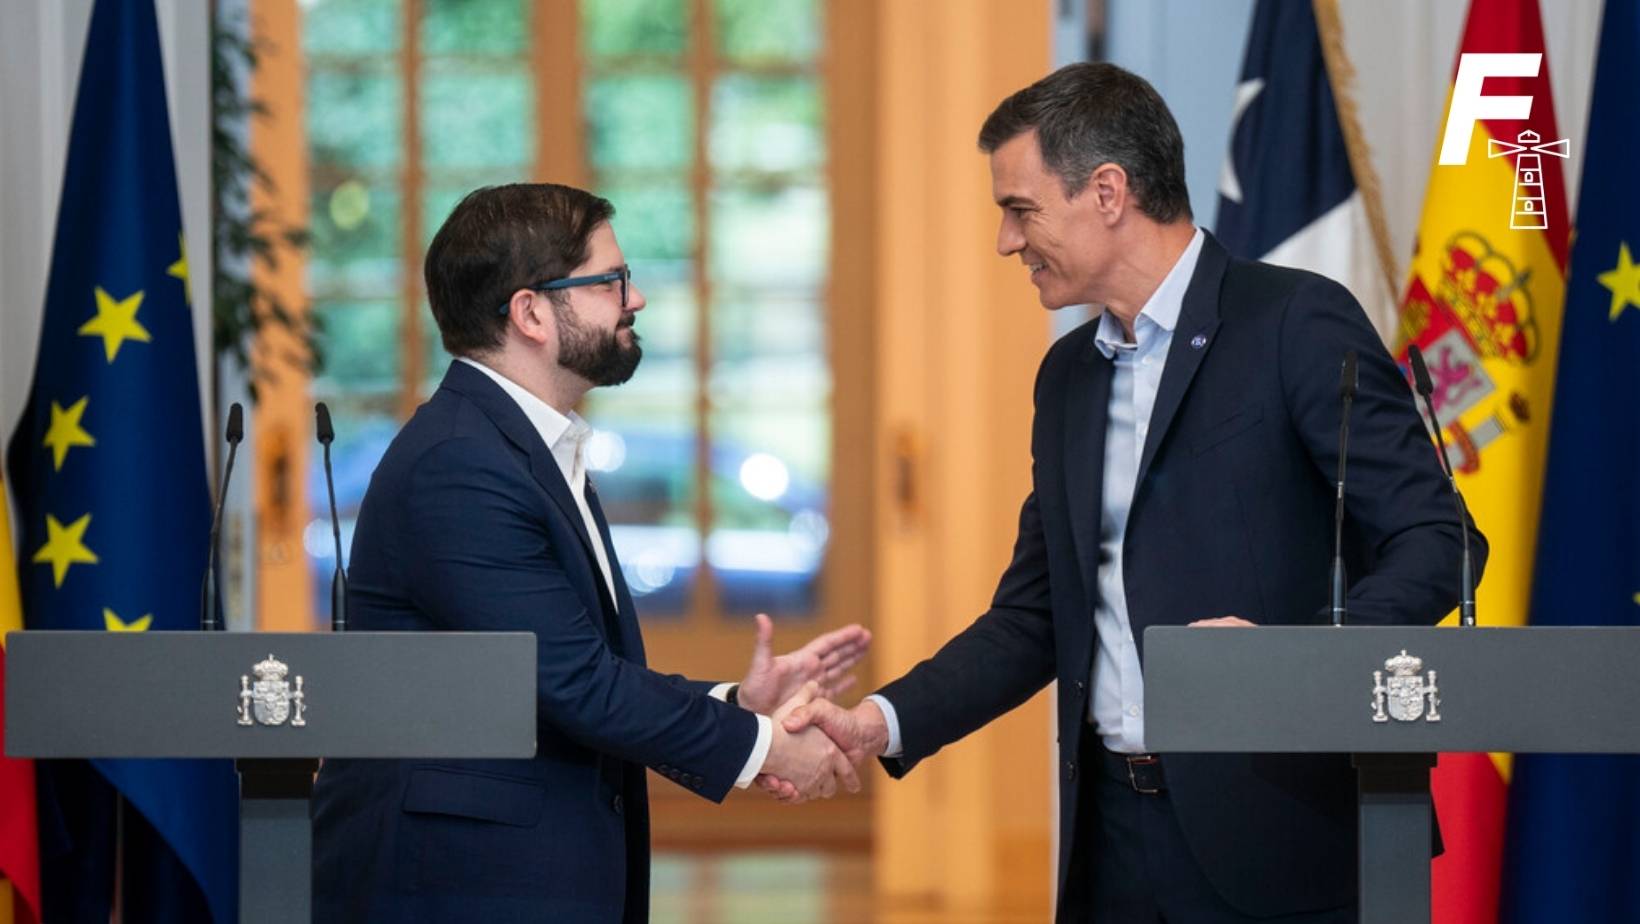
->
[1064, 760, 1078, 782]
[1127, 705, 1141, 718]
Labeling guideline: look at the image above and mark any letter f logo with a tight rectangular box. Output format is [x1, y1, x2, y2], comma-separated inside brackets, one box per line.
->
[1438, 53, 1541, 165]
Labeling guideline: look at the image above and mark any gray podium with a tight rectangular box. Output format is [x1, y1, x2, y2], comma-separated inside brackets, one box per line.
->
[4, 630, 536, 924]
[1143, 625, 1640, 924]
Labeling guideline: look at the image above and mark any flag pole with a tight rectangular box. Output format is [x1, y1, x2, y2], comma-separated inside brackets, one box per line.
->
[1313, 0, 1400, 327]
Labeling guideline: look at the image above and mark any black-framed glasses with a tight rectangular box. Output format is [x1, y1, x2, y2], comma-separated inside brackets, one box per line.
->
[498, 266, 631, 315]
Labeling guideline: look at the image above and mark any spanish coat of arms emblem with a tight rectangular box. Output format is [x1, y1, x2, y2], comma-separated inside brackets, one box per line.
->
[237, 654, 307, 727]
[1371, 650, 1441, 723]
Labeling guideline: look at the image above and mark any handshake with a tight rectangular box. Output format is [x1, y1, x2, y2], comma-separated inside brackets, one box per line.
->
[755, 684, 888, 803]
[731, 615, 888, 804]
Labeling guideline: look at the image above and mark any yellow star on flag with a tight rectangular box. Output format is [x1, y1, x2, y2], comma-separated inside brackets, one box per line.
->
[32, 513, 98, 588]
[103, 608, 153, 632]
[168, 233, 190, 305]
[1598, 241, 1640, 323]
[78, 286, 151, 362]
[43, 396, 96, 470]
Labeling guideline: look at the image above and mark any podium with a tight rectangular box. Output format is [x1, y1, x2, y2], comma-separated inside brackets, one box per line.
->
[4, 630, 537, 923]
[1143, 625, 1640, 924]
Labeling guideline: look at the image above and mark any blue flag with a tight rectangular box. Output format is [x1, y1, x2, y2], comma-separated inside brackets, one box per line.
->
[1501, 1, 1640, 920]
[4, 0, 238, 920]
[1214, 0, 1395, 337]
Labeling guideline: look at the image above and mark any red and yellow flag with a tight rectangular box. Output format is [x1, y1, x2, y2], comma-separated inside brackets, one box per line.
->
[1392, 0, 1567, 920]
[0, 473, 41, 924]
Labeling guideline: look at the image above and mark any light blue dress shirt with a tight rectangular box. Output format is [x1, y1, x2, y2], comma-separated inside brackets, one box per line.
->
[1088, 228, 1203, 753]
[869, 229, 1206, 759]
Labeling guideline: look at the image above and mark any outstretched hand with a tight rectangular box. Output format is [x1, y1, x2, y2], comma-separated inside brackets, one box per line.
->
[735, 613, 871, 715]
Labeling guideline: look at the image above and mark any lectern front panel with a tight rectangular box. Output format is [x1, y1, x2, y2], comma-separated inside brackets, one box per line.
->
[1144, 626, 1640, 754]
[4, 631, 537, 759]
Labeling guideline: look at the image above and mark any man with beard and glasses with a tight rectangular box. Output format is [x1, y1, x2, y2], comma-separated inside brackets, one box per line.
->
[311, 183, 867, 924]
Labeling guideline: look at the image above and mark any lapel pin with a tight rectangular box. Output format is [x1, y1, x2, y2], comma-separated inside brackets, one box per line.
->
[1190, 333, 1208, 350]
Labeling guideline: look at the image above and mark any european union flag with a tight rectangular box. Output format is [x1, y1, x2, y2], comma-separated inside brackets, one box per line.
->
[4, 0, 238, 920]
[1501, 1, 1640, 920]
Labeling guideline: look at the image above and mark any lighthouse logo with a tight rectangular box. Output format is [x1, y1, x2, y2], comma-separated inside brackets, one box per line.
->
[1437, 53, 1571, 231]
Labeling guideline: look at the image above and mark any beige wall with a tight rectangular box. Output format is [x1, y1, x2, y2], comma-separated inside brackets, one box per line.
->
[249, 0, 316, 631]
[864, 0, 1055, 917]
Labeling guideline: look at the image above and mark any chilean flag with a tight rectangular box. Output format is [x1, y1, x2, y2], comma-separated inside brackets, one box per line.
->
[1214, 0, 1398, 343]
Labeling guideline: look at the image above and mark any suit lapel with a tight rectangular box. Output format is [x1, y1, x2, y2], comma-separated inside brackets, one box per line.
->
[1134, 234, 1229, 492]
[1064, 340, 1115, 609]
[439, 362, 612, 619]
[585, 480, 647, 666]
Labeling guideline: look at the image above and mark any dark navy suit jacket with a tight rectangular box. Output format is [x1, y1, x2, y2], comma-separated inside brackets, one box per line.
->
[876, 233, 1485, 920]
[312, 361, 758, 923]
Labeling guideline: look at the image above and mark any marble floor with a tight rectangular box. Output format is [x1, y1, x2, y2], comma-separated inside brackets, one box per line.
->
[650, 851, 1045, 924]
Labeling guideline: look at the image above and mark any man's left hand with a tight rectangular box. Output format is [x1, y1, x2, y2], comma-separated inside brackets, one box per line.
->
[735, 614, 871, 715]
[1188, 615, 1257, 627]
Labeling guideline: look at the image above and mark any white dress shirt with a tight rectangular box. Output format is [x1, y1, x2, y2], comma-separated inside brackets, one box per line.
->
[457, 357, 771, 786]
[868, 228, 1206, 759]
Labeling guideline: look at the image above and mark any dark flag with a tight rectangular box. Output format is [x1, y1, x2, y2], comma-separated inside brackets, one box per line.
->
[1214, 0, 1397, 340]
[4, 0, 238, 921]
[1502, 0, 1640, 919]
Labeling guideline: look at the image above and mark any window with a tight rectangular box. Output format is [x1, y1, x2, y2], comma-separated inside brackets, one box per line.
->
[299, 0, 833, 624]
[579, 0, 830, 617]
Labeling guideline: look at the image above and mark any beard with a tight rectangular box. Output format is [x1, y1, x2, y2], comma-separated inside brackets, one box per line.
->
[552, 301, 642, 386]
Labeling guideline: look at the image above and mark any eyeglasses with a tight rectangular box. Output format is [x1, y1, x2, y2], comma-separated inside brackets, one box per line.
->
[498, 266, 631, 315]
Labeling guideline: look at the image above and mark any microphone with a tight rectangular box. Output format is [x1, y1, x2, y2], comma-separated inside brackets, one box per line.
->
[201, 402, 244, 631]
[1407, 345, 1478, 626]
[1331, 351, 1357, 627]
[316, 402, 349, 632]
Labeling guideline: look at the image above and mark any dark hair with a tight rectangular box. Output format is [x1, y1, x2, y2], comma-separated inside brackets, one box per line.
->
[978, 62, 1192, 223]
[423, 183, 615, 356]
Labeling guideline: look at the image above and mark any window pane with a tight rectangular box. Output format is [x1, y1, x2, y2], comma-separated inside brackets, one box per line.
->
[421, 61, 534, 170]
[308, 182, 402, 296]
[422, 0, 526, 55]
[582, 392, 701, 618]
[307, 65, 402, 171]
[709, 185, 828, 288]
[715, 0, 820, 64]
[312, 300, 403, 391]
[597, 180, 694, 262]
[708, 399, 829, 615]
[422, 185, 469, 249]
[586, 75, 693, 173]
[304, 400, 399, 625]
[303, 0, 400, 56]
[625, 260, 697, 364]
[709, 289, 824, 371]
[710, 75, 823, 175]
[582, 0, 687, 60]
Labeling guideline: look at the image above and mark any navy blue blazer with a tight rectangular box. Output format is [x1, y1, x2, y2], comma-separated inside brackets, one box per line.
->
[876, 233, 1485, 919]
[312, 361, 759, 923]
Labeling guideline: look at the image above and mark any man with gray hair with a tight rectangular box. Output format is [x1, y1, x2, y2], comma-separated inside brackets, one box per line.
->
[776, 62, 1482, 922]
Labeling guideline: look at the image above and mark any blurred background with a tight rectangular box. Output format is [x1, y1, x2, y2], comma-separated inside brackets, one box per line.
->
[0, 0, 1615, 921]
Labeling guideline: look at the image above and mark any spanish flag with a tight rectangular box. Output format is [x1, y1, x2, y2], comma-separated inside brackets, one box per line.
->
[1, 474, 41, 924]
[1392, 0, 1567, 920]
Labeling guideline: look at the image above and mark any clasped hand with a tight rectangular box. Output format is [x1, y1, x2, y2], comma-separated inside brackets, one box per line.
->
[734, 614, 879, 803]
[756, 693, 888, 804]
